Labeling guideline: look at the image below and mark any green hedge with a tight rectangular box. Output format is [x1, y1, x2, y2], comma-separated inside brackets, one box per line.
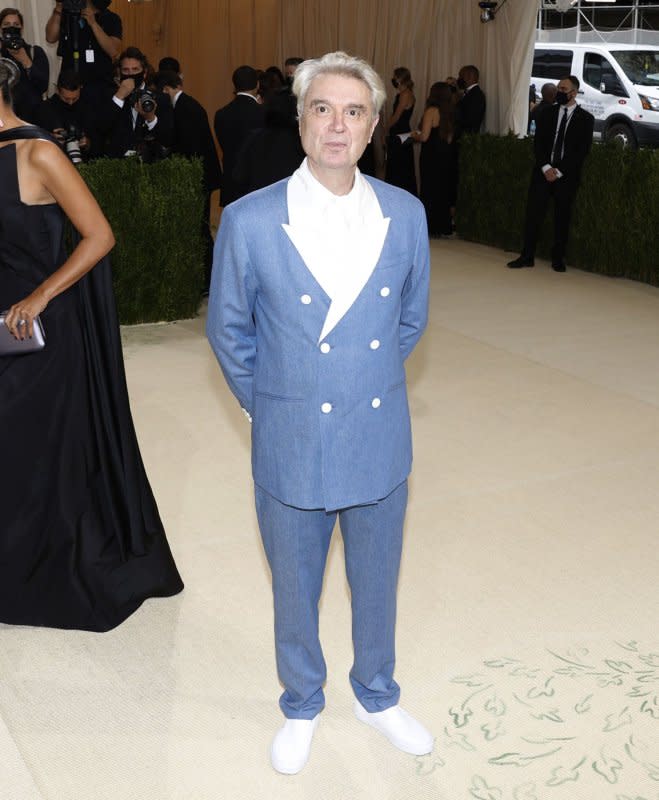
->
[79, 156, 205, 324]
[457, 134, 659, 286]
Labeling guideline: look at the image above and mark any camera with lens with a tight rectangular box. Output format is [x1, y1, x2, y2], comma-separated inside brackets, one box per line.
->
[63, 121, 84, 164]
[1, 26, 25, 51]
[130, 87, 156, 114]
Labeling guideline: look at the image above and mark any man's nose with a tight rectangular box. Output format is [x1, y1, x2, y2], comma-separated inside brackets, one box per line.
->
[329, 109, 346, 131]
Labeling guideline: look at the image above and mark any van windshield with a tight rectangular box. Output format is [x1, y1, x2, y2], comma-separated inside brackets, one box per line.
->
[613, 51, 659, 87]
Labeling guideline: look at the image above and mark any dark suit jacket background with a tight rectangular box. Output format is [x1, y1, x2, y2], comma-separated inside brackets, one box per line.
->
[33, 94, 101, 158]
[213, 94, 265, 206]
[533, 104, 594, 184]
[98, 90, 174, 159]
[457, 85, 486, 136]
[173, 92, 222, 192]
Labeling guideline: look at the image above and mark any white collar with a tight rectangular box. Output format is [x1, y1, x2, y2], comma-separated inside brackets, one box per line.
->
[283, 157, 390, 341]
[236, 91, 259, 102]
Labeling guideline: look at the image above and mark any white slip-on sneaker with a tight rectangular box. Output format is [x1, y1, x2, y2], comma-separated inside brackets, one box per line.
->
[353, 700, 434, 755]
[270, 714, 320, 774]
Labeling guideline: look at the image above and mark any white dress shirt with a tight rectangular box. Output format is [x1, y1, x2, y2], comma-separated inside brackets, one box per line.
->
[283, 158, 390, 342]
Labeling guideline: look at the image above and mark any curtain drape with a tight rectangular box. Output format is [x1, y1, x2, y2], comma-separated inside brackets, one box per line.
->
[26, 0, 540, 136]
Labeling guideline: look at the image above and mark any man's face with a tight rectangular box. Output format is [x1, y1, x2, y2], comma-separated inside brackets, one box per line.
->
[557, 79, 576, 102]
[299, 73, 377, 182]
[120, 58, 144, 84]
[285, 63, 297, 80]
[58, 86, 81, 106]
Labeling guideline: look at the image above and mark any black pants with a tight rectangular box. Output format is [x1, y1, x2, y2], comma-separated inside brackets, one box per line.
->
[522, 171, 579, 264]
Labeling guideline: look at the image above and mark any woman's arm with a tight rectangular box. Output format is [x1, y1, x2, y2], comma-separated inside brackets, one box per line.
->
[45, 2, 63, 44]
[411, 107, 439, 143]
[5, 141, 115, 339]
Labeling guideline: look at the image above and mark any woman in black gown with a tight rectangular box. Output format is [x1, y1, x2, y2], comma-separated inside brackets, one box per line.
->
[0, 59, 183, 632]
[412, 82, 458, 237]
[384, 66, 416, 195]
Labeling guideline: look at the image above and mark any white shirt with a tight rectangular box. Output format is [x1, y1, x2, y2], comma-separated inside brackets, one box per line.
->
[112, 83, 158, 132]
[236, 91, 260, 102]
[283, 158, 390, 342]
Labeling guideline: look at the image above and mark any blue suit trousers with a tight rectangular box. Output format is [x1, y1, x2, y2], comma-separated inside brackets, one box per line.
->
[255, 481, 407, 719]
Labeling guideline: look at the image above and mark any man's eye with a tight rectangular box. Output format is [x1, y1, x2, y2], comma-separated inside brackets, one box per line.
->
[314, 105, 329, 115]
[346, 108, 362, 119]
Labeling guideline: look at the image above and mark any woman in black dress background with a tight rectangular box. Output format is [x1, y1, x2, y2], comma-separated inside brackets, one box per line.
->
[384, 66, 416, 195]
[412, 81, 458, 237]
[0, 59, 183, 632]
[0, 8, 49, 122]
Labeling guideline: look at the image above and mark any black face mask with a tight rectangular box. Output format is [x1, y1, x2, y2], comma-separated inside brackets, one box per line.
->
[121, 72, 144, 88]
[457, 78, 467, 91]
[556, 90, 570, 106]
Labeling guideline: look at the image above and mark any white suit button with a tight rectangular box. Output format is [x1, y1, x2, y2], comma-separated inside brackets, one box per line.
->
[380, 287, 390, 297]
[370, 339, 380, 350]
[320, 342, 331, 354]
[300, 294, 312, 305]
[371, 397, 381, 409]
[321, 402, 332, 414]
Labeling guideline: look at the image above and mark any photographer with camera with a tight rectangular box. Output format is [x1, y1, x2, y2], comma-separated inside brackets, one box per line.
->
[45, 0, 121, 107]
[0, 7, 49, 121]
[33, 69, 98, 163]
[97, 46, 173, 160]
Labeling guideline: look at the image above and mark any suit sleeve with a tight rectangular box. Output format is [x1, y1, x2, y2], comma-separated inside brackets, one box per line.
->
[559, 112, 594, 180]
[206, 205, 257, 416]
[399, 206, 430, 360]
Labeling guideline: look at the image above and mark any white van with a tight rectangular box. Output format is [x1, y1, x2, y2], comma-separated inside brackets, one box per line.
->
[532, 43, 659, 147]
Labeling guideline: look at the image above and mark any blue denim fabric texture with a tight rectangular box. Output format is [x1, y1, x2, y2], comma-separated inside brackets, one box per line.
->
[207, 175, 429, 512]
[255, 481, 407, 719]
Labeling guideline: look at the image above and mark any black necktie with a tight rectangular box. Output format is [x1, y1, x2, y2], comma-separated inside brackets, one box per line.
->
[552, 108, 568, 166]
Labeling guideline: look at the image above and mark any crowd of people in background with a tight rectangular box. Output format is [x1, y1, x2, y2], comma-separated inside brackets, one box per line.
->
[0, 0, 493, 250]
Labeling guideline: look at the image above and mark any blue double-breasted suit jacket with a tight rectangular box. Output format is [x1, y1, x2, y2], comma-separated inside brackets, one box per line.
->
[207, 175, 430, 512]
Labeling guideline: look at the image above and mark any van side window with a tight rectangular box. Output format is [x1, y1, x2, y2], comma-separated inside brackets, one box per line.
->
[584, 53, 628, 97]
[532, 49, 573, 80]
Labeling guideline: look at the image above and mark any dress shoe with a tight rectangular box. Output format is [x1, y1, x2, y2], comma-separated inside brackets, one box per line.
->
[353, 700, 434, 755]
[507, 256, 534, 268]
[271, 715, 319, 774]
[551, 261, 566, 272]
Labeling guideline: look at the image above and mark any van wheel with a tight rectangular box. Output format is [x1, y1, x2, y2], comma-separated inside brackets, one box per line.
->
[606, 123, 637, 149]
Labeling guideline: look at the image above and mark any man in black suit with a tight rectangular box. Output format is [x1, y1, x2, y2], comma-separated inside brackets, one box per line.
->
[156, 69, 222, 290]
[213, 65, 265, 206]
[98, 46, 173, 160]
[508, 75, 594, 273]
[456, 64, 486, 136]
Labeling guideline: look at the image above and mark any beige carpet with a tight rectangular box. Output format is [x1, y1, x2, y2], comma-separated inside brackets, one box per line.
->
[1, 239, 658, 800]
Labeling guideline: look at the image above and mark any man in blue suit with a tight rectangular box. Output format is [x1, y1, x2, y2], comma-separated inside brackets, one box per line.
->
[207, 51, 432, 774]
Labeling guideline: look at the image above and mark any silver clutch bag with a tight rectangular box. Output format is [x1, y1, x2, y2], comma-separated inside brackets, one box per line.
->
[0, 311, 46, 355]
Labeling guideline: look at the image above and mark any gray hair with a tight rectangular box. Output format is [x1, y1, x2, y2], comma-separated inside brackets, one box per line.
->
[292, 51, 386, 119]
[0, 57, 19, 104]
